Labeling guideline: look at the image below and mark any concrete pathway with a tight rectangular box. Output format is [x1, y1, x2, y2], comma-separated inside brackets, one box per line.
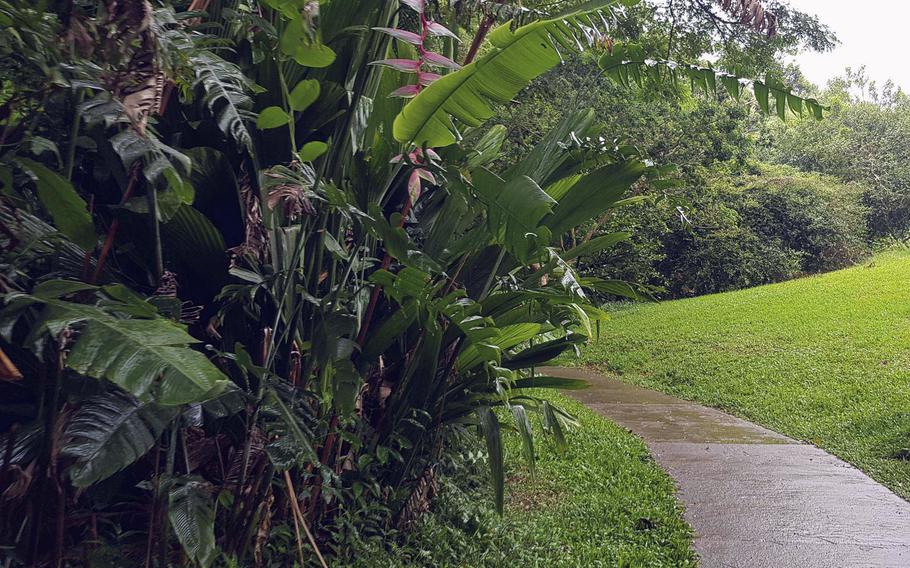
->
[543, 366, 910, 568]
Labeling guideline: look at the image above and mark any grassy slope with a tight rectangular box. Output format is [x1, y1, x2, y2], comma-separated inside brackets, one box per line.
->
[367, 391, 695, 567]
[577, 249, 910, 499]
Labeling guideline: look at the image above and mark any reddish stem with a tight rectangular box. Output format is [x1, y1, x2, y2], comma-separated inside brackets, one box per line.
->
[463, 0, 506, 65]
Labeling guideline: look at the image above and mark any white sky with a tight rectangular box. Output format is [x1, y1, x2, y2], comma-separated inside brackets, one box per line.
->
[787, 0, 907, 91]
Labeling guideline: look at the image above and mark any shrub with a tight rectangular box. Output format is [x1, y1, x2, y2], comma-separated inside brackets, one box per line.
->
[658, 200, 804, 297]
[579, 164, 871, 298]
[732, 166, 870, 273]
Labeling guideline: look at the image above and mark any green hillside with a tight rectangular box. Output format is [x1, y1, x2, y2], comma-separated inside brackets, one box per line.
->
[576, 249, 910, 498]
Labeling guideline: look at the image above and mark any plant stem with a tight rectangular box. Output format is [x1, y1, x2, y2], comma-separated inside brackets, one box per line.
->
[479, 248, 506, 299]
[463, 0, 506, 65]
[146, 183, 164, 286]
[64, 91, 84, 180]
[284, 471, 328, 568]
[277, 65, 296, 158]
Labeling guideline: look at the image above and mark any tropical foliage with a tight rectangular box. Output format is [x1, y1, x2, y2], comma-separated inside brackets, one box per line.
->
[0, 0, 808, 565]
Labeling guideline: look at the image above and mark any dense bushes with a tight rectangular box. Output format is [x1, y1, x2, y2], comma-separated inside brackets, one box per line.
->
[766, 73, 910, 240]
[580, 165, 870, 298]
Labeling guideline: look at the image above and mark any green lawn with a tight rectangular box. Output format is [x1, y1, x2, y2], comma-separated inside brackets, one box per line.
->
[356, 391, 696, 567]
[576, 248, 910, 499]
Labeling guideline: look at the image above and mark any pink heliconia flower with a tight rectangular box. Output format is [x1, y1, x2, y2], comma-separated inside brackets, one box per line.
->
[425, 149, 441, 161]
[415, 168, 436, 185]
[425, 21, 459, 40]
[422, 51, 461, 70]
[373, 27, 422, 45]
[418, 72, 441, 86]
[407, 169, 423, 203]
[390, 84, 421, 98]
[371, 58, 422, 72]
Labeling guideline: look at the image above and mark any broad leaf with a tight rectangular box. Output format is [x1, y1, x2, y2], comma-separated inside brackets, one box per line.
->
[298, 141, 328, 162]
[169, 476, 217, 568]
[543, 160, 646, 237]
[472, 169, 555, 262]
[257, 106, 290, 129]
[62, 390, 177, 486]
[288, 79, 321, 112]
[393, 1, 626, 146]
[13, 295, 232, 405]
[477, 406, 504, 514]
[563, 231, 632, 261]
[16, 158, 95, 251]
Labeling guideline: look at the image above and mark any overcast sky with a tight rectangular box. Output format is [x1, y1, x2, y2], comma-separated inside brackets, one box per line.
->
[787, 0, 906, 91]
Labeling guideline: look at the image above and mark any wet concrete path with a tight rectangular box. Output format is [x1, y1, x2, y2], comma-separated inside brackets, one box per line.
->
[542, 366, 910, 567]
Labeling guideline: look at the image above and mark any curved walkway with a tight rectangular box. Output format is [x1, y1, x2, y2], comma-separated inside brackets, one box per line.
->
[543, 366, 910, 568]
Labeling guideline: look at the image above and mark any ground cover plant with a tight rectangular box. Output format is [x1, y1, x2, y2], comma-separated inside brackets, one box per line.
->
[575, 249, 910, 499]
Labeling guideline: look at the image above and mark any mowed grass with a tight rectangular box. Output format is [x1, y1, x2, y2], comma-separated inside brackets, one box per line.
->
[497, 391, 696, 567]
[576, 248, 910, 499]
[369, 391, 696, 567]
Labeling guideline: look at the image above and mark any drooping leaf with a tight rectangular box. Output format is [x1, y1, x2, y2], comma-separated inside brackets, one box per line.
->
[191, 51, 256, 153]
[61, 390, 178, 486]
[477, 406, 504, 514]
[168, 476, 217, 568]
[16, 158, 96, 251]
[510, 404, 536, 473]
[599, 47, 825, 120]
[542, 400, 567, 453]
[393, 2, 626, 146]
[12, 295, 232, 405]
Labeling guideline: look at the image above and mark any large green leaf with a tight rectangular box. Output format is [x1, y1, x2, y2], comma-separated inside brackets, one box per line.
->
[62, 390, 178, 486]
[477, 406, 504, 514]
[472, 168, 555, 262]
[13, 295, 232, 405]
[543, 160, 646, 237]
[457, 323, 542, 371]
[168, 476, 217, 568]
[288, 79, 321, 112]
[16, 158, 96, 251]
[393, 1, 627, 147]
[563, 231, 632, 261]
[506, 109, 598, 187]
